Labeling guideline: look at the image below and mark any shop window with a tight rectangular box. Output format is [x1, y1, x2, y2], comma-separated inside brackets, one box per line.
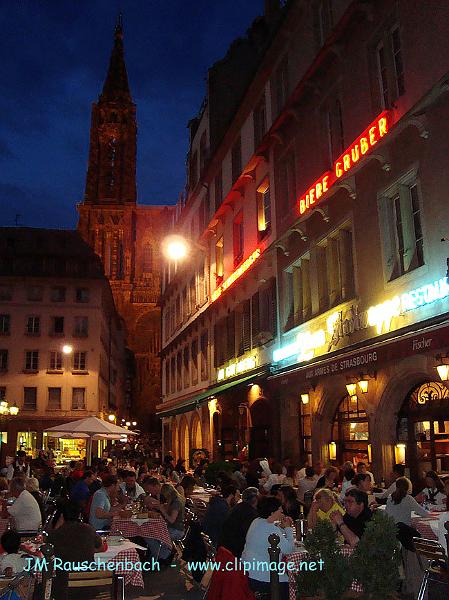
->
[48, 387, 62, 410]
[24, 350, 39, 372]
[332, 395, 370, 465]
[72, 388, 86, 410]
[17, 431, 37, 453]
[0, 314, 10, 335]
[379, 173, 424, 282]
[257, 180, 271, 241]
[26, 316, 40, 335]
[397, 381, 449, 481]
[23, 387, 37, 410]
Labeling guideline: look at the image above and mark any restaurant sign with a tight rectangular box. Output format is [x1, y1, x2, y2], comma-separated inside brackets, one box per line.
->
[217, 355, 257, 382]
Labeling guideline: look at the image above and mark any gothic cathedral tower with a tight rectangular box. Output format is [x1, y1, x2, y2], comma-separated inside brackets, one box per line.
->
[78, 18, 172, 433]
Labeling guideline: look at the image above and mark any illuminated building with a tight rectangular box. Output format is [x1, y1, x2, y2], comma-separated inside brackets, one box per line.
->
[160, 0, 449, 481]
[0, 229, 126, 462]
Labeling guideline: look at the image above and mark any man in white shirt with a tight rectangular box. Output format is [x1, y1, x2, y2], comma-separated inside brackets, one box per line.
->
[119, 471, 144, 501]
[7, 477, 42, 531]
[297, 467, 319, 502]
[6, 452, 30, 481]
[374, 464, 413, 501]
[356, 462, 375, 485]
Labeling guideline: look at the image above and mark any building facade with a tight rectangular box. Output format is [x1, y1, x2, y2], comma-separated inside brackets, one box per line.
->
[160, 0, 449, 483]
[77, 19, 173, 431]
[0, 228, 126, 462]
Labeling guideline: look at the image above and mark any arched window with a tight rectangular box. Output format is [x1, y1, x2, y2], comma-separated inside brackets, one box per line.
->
[143, 243, 153, 273]
[332, 395, 370, 465]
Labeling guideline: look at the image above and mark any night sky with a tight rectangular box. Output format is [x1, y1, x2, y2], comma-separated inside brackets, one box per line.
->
[0, 0, 263, 229]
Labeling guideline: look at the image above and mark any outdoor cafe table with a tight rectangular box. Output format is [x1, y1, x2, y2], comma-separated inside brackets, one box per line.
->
[111, 516, 172, 548]
[94, 540, 144, 587]
[286, 545, 362, 600]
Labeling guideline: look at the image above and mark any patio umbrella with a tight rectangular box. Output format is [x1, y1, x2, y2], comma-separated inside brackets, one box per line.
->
[44, 417, 138, 464]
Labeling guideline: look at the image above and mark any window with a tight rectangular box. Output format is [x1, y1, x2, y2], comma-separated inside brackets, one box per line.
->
[142, 243, 153, 273]
[26, 316, 40, 335]
[274, 56, 289, 116]
[376, 41, 389, 109]
[317, 0, 333, 46]
[25, 350, 39, 371]
[197, 261, 207, 306]
[379, 176, 424, 281]
[183, 347, 189, 388]
[49, 351, 63, 371]
[326, 98, 344, 164]
[176, 352, 182, 391]
[170, 356, 176, 394]
[257, 180, 271, 240]
[277, 152, 296, 214]
[190, 150, 198, 189]
[316, 227, 354, 311]
[215, 237, 224, 283]
[391, 26, 405, 96]
[182, 287, 188, 321]
[75, 288, 89, 303]
[72, 388, 85, 410]
[0, 350, 8, 371]
[191, 338, 198, 385]
[0, 315, 10, 335]
[0, 287, 12, 301]
[189, 277, 196, 314]
[233, 211, 244, 266]
[231, 137, 242, 184]
[0, 387, 5, 400]
[236, 300, 251, 356]
[51, 287, 66, 302]
[332, 395, 369, 464]
[254, 95, 267, 148]
[74, 316, 88, 337]
[285, 255, 312, 331]
[47, 388, 61, 410]
[200, 331, 208, 381]
[50, 316, 64, 336]
[23, 387, 37, 410]
[214, 170, 223, 211]
[73, 351, 87, 372]
[26, 286, 43, 301]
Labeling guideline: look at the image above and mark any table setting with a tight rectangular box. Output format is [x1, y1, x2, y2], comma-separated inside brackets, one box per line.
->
[111, 514, 172, 548]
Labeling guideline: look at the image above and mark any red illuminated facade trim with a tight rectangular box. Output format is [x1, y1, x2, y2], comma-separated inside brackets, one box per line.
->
[298, 110, 392, 215]
[211, 248, 261, 303]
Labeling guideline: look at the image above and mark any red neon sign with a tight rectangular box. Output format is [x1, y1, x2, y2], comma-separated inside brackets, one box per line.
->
[298, 110, 391, 215]
[211, 248, 261, 303]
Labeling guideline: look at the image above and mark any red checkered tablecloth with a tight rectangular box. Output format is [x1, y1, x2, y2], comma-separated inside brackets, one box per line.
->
[286, 546, 362, 600]
[412, 516, 438, 540]
[96, 546, 144, 587]
[111, 517, 172, 548]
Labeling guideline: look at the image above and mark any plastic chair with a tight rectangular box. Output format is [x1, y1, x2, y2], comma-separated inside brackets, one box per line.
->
[413, 537, 449, 600]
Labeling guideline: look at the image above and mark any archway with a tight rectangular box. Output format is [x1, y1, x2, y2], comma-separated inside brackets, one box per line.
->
[397, 380, 449, 482]
[331, 395, 370, 466]
[249, 398, 272, 459]
[178, 416, 190, 461]
[211, 411, 222, 461]
[171, 418, 178, 458]
[190, 413, 203, 451]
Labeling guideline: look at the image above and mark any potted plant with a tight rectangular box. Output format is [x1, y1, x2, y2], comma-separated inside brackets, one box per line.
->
[350, 511, 401, 600]
[296, 519, 352, 600]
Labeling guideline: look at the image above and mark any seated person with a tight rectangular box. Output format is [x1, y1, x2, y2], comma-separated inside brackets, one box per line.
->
[356, 462, 375, 484]
[416, 471, 447, 509]
[352, 473, 376, 507]
[217, 487, 258, 559]
[89, 475, 126, 531]
[330, 489, 372, 547]
[308, 488, 344, 530]
[0, 530, 27, 576]
[297, 467, 318, 502]
[142, 476, 162, 511]
[145, 484, 185, 560]
[202, 485, 240, 547]
[119, 471, 145, 501]
[279, 485, 303, 520]
[70, 471, 95, 510]
[178, 475, 196, 500]
[339, 468, 356, 501]
[7, 476, 42, 531]
[241, 496, 295, 600]
[315, 466, 339, 491]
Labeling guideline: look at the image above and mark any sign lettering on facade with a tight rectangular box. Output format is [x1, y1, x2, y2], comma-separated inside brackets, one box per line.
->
[211, 248, 261, 303]
[217, 355, 257, 382]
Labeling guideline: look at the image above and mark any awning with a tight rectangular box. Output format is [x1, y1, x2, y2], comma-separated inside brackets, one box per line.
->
[157, 367, 269, 418]
[268, 317, 449, 386]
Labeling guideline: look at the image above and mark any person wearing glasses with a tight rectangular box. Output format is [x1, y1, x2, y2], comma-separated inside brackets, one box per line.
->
[330, 489, 372, 547]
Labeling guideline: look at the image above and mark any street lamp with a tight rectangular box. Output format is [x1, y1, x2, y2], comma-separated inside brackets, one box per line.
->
[163, 235, 189, 261]
[131, 421, 137, 427]
[62, 344, 73, 355]
[108, 414, 116, 423]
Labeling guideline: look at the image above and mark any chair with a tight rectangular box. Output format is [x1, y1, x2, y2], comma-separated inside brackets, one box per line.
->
[0, 572, 35, 600]
[67, 570, 122, 600]
[413, 537, 449, 600]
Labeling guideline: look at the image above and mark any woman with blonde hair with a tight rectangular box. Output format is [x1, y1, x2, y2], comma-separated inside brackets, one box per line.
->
[145, 483, 185, 560]
[308, 488, 344, 529]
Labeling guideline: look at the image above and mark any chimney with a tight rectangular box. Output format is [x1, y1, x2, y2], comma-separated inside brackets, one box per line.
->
[264, 0, 281, 22]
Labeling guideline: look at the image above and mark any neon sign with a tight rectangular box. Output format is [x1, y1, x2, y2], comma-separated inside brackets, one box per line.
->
[211, 248, 261, 302]
[272, 328, 326, 363]
[217, 355, 257, 381]
[298, 111, 391, 216]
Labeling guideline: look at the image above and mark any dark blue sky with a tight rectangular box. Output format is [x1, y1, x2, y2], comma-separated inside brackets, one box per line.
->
[0, 0, 263, 229]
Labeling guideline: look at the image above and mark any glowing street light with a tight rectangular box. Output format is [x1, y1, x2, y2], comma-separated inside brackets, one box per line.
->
[132, 421, 137, 427]
[163, 235, 188, 261]
[62, 344, 73, 355]
[108, 414, 116, 422]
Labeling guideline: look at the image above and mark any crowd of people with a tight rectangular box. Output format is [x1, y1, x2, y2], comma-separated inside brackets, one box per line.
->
[0, 448, 449, 599]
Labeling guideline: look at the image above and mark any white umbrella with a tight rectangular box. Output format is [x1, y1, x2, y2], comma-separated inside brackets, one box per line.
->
[44, 417, 138, 463]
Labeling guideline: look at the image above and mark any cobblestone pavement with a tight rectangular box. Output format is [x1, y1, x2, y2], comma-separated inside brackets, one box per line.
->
[125, 561, 204, 600]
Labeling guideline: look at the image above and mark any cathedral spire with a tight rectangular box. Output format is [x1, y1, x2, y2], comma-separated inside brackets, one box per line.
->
[100, 14, 132, 103]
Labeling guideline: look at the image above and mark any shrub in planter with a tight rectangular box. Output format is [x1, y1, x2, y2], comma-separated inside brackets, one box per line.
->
[204, 460, 234, 485]
[296, 519, 352, 600]
[350, 510, 400, 600]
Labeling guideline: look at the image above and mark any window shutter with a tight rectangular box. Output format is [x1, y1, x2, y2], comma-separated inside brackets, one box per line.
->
[292, 265, 303, 326]
[226, 313, 235, 362]
[251, 292, 260, 345]
[316, 247, 329, 311]
[378, 196, 396, 281]
[269, 278, 277, 337]
[399, 184, 416, 272]
[242, 300, 251, 353]
[338, 229, 354, 300]
[302, 259, 311, 321]
[214, 322, 220, 367]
